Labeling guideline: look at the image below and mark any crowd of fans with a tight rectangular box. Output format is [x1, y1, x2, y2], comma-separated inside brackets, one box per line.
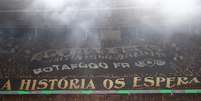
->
[0, 27, 200, 78]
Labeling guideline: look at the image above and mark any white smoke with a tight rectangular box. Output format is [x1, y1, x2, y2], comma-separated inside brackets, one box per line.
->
[26, 0, 112, 48]
[130, 0, 201, 35]
[24, 0, 201, 47]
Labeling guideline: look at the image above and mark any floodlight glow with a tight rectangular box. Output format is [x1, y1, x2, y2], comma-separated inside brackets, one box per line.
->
[134, 0, 160, 9]
[40, 0, 66, 9]
[140, 0, 159, 7]
[161, 0, 196, 17]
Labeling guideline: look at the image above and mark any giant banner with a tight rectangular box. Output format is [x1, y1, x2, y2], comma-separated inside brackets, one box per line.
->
[0, 31, 201, 94]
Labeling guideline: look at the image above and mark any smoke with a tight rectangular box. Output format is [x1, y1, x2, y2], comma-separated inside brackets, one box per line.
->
[26, 0, 112, 48]
[23, 0, 201, 48]
[130, 0, 201, 36]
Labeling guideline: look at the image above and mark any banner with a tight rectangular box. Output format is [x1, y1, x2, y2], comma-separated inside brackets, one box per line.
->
[0, 35, 201, 93]
[0, 77, 200, 91]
